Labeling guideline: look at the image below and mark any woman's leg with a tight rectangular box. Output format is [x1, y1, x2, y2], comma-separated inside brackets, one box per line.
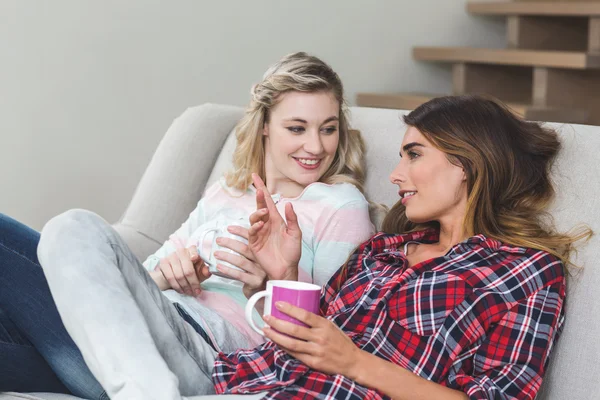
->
[0, 213, 106, 399]
[38, 209, 218, 400]
[0, 308, 69, 393]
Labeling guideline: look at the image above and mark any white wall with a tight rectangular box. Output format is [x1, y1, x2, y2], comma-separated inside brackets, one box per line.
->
[0, 0, 505, 229]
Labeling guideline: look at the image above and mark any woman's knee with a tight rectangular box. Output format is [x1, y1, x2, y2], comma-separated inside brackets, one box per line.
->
[37, 209, 108, 267]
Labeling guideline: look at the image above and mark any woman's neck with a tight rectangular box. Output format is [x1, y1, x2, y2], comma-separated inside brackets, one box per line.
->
[435, 215, 470, 253]
[265, 177, 306, 199]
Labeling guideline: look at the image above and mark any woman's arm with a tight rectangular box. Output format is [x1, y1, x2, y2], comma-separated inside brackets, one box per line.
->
[263, 302, 467, 400]
[348, 350, 468, 400]
[266, 278, 565, 400]
[142, 200, 207, 272]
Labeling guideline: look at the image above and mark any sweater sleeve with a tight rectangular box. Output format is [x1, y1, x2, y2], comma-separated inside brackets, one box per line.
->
[140, 183, 222, 271]
[310, 199, 375, 287]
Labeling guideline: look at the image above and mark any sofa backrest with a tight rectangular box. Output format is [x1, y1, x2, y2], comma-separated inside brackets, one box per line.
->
[129, 104, 600, 399]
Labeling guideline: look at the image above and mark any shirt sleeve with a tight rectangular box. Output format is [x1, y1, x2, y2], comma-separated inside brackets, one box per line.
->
[141, 197, 208, 272]
[450, 282, 566, 400]
[311, 199, 375, 287]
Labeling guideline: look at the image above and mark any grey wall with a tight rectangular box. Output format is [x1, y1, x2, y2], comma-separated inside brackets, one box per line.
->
[0, 0, 505, 229]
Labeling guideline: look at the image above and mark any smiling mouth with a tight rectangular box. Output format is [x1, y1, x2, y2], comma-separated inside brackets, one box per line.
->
[400, 191, 417, 204]
[293, 157, 322, 170]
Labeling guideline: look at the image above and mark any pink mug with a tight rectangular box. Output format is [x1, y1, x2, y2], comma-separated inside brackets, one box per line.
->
[245, 280, 321, 335]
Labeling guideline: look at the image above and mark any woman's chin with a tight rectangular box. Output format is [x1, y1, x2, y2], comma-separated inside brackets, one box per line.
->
[405, 212, 429, 225]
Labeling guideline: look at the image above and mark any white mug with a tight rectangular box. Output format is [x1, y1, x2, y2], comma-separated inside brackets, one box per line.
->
[196, 218, 250, 278]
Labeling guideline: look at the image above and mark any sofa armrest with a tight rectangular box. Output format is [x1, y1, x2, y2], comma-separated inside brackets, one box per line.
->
[113, 103, 244, 261]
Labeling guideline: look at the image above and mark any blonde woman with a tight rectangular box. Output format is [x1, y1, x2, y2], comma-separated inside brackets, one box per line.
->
[0, 52, 374, 399]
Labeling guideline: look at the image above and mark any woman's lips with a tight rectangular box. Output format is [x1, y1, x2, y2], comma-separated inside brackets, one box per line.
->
[401, 192, 416, 205]
[293, 158, 322, 170]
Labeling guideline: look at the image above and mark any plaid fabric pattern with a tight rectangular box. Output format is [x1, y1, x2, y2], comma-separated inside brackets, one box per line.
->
[212, 229, 566, 400]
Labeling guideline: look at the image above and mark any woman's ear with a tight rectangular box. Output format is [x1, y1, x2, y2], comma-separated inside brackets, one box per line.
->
[263, 122, 269, 137]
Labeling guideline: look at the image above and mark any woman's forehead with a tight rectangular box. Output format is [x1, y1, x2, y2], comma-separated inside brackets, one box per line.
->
[271, 91, 339, 120]
[401, 127, 428, 146]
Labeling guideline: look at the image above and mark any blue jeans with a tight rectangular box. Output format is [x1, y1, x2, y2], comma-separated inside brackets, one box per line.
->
[0, 213, 107, 399]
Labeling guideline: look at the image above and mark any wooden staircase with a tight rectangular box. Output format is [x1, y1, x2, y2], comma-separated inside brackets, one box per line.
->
[357, 1, 600, 124]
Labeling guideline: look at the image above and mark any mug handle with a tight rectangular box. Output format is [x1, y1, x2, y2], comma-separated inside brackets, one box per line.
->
[197, 227, 220, 266]
[245, 290, 268, 335]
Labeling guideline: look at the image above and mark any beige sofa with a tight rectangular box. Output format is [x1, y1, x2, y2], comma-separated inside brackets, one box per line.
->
[2, 104, 599, 400]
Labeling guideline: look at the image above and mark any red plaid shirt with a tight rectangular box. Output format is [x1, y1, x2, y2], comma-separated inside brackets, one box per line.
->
[212, 229, 566, 400]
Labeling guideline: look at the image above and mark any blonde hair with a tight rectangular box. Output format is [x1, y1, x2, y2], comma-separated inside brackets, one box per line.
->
[381, 95, 592, 271]
[225, 52, 367, 195]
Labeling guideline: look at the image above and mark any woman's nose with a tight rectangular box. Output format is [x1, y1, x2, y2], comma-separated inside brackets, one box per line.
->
[389, 161, 406, 184]
[304, 131, 324, 155]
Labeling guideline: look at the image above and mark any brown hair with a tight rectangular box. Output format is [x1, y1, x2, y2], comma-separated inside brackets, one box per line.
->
[225, 52, 367, 195]
[381, 95, 592, 269]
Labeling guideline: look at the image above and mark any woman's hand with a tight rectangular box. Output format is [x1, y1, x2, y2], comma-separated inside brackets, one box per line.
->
[248, 173, 301, 281]
[212, 225, 268, 300]
[262, 301, 361, 377]
[150, 246, 211, 295]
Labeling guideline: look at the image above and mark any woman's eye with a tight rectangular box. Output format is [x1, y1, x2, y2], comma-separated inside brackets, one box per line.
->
[287, 126, 305, 133]
[322, 126, 338, 135]
[408, 151, 420, 160]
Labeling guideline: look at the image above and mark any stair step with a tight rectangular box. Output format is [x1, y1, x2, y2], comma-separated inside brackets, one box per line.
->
[468, 2, 600, 17]
[355, 93, 589, 124]
[413, 47, 600, 69]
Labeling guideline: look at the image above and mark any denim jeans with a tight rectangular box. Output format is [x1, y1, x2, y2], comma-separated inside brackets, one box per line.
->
[38, 210, 220, 400]
[0, 213, 107, 399]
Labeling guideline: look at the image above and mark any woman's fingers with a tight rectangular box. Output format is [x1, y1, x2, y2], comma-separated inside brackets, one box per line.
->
[263, 324, 314, 354]
[216, 236, 254, 261]
[248, 220, 265, 237]
[159, 259, 182, 293]
[263, 315, 314, 342]
[252, 174, 279, 212]
[255, 187, 268, 213]
[195, 260, 212, 280]
[248, 208, 269, 226]
[158, 249, 208, 296]
[214, 251, 251, 272]
[177, 248, 202, 295]
[284, 203, 301, 239]
[213, 250, 265, 284]
[215, 263, 263, 287]
[168, 252, 191, 294]
[187, 245, 200, 263]
[273, 302, 320, 328]
[226, 225, 251, 240]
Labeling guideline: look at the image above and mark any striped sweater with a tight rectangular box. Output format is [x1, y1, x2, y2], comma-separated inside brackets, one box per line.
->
[142, 178, 375, 350]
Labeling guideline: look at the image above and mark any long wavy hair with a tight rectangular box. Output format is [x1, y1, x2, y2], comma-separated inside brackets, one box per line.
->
[225, 52, 367, 195]
[381, 95, 592, 269]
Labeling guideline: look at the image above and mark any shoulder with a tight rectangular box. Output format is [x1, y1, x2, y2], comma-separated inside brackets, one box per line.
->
[199, 177, 253, 206]
[295, 182, 368, 208]
[462, 237, 565, 297]
[511, 247, 565, 289]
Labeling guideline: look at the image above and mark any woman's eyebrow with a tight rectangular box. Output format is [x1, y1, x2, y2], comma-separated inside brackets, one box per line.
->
[282, 116, 339, 124]
[322, 116, 339, 124]
[400, 142, 425, 156]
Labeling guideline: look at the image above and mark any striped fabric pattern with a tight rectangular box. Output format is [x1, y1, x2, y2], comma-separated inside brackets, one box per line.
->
[142, 178, 375, 350]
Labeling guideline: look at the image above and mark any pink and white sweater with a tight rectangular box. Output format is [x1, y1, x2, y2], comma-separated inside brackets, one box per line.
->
[142, 178, 374, 350]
